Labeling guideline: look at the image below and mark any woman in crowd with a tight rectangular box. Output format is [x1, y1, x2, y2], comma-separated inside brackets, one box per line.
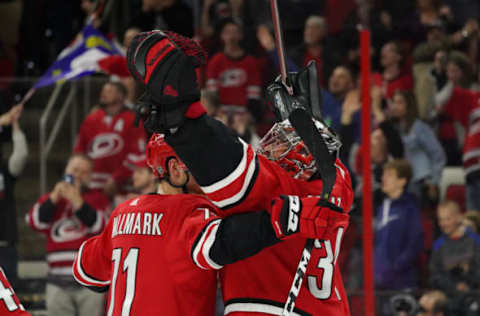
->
[390, 90, 446, 204]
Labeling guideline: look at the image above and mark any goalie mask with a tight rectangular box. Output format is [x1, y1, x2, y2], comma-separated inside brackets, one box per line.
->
[146, 133, 188, 180]
[258, 119, 341, 181]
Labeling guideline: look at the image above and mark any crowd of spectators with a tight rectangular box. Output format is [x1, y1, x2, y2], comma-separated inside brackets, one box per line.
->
[1, 0, 480, 315]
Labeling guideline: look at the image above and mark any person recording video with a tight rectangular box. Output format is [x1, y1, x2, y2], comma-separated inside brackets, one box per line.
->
[26, 154, 110, 316]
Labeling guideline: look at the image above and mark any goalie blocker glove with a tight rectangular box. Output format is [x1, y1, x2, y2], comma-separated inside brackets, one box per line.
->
[266, 60, 323, 122]
[270, 195, 348, 240]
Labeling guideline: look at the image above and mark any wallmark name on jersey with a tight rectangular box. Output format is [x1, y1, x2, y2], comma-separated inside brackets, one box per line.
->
[111, 212, 163, 237]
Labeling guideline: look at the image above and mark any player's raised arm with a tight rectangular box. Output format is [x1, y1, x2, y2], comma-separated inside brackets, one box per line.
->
[125, 31, 271, 210]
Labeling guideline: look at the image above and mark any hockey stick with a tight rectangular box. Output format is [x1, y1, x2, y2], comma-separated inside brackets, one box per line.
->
[269, 0, 293, 96]
[281, 109, 337, 316]
[268, 1, 338, 314]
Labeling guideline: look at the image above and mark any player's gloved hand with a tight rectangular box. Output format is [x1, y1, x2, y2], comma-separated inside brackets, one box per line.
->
[265, 60, 323, 122]
[133, 92, 206, 134]
[270, 195, 348, 240]
[127, 30, 207, 133]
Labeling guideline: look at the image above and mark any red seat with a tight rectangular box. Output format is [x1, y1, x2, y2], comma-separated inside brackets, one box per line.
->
[445, 184, 466, 212]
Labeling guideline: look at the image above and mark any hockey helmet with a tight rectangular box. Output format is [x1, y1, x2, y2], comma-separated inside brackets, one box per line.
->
[258, 119, 341, 181]
[146, 133, 188, 179]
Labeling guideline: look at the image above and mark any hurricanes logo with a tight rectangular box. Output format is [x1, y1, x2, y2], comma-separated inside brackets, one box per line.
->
[89, 133, 124, 159]
[51, 216, 87, 243]
[220, 69, 247, 87]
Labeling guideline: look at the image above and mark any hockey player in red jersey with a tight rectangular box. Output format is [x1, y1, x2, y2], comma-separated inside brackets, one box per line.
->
[0, 267, 31, 315]
[73, 133, 348, 316]
[126, 30, 354, 315]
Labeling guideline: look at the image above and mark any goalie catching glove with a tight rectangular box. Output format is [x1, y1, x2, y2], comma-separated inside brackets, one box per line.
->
[270, 195, 349, 240]
[127, 30, 207, 133]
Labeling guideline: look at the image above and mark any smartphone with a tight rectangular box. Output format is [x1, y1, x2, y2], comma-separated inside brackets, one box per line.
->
[63, 174, 74, 184]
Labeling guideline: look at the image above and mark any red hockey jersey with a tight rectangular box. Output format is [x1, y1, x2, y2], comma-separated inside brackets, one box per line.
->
[200, 140, 354, 316]
[441, 88, 480, 179]
[73, 194, 221, 316]
[26, 191, 110, 281]
[372, 72, 413, 101]
[0, 268, 30, 315]
[206, 52, 262, 107]
[74, 108, 147, 191]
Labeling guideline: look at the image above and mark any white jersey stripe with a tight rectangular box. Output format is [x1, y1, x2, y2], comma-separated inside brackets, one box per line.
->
[202, 222, 223, 270]
[210, 153, 256, 208]
[88, 211, 103, 234]
[192, 219, 222, 270]
[335, 287, 341, 300]
[50, 267, 74, 276]
[224, 302, 304, 316]
[47, 251, 77, 263]
[74, 242, 110, 286]
[30, 203, 50, 230]
[201, 139, 250, 194]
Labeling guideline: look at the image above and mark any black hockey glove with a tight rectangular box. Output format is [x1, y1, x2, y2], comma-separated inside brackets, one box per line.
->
[127, 30, 207, 133]
[270, 195, 348, 240]
[266, 60, 323, 122]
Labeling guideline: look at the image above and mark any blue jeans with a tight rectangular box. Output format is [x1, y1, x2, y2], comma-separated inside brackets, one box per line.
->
[466, 177, 480, 211]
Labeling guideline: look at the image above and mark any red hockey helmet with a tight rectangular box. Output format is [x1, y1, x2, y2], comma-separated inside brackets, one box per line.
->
[258, 119, 341, 181]
[146, 133, 187, 179]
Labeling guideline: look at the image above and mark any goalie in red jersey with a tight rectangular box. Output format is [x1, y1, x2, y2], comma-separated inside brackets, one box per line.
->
[73, 132, 348, 316]
[126, 30, 354, 316]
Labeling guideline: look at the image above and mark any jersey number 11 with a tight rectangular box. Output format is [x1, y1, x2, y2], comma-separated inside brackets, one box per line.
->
[108, 248, 139, 316]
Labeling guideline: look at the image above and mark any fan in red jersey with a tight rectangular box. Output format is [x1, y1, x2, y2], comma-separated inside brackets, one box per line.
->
[73, 132, 348, 315]
[74, 81, 147, 197]
[26, 154, 110, 316]
[0, 267, 31, 315]
[205, 19, 263, 121]
[127, 30, 353, 316]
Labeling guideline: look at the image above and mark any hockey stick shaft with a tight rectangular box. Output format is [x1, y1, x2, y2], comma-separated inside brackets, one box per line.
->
[281, 109, 337, 316]
[269, 2, 337, 314]
[269, 0, 293, 95]
[282, 238, 314, 316]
